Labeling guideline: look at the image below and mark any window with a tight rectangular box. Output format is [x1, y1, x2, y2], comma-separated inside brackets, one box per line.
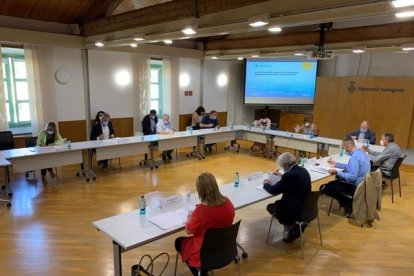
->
[150, 60, 162, 116]
[2, 48, 31, 128]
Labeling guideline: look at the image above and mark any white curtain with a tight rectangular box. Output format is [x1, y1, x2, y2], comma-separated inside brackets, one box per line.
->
[0, 44, 9, 131]
[132, 55, 150, 133]
[24, 44, 44, 135]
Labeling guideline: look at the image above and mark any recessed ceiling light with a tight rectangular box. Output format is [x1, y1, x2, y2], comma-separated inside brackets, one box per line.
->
[237, 57, 244, 60]
[391, 0, 414, 8]
[163, 40, 173, 44]
[268, 26, 282, 33]
[211, 56, 218, 60]
[293, 51, 306, 56]
[182, 25, 198, 35]
[352, 46, 366, 53]
[401, 43, 414, 50]
[133, 34, 145, 41]
[95, 41, 104, 47]
[130, 43, 138, 48]
[395, 10, 414, 17]
[248, 13, 270, 27]
[251, 54, 259, 58]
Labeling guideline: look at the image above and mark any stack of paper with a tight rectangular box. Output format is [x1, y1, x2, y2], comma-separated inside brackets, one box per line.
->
[148, 208, 188, 230]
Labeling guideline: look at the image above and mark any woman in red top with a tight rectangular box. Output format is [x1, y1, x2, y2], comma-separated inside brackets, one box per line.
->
[175, 172, 235, 276]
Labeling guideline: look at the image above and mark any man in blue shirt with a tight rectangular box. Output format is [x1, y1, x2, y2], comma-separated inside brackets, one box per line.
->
[200, 110, 219, 152]
[320, 138, 370, 216]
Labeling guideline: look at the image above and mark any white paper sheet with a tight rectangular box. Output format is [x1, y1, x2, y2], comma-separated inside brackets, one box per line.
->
[148, 208, 188, 230]
[309, 165, 343, 175]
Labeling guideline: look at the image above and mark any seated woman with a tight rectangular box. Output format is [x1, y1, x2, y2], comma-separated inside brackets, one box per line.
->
[90, 112, 115, 168]
[175, 173, 235, 276]
[37, 122, 65, 184]
[251, 111, 271, 153]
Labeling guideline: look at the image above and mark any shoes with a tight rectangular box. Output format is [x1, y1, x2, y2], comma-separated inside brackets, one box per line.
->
[343, 205, 352, 218]
[49, 171, 56, 179]
[42, 177, 48, 184]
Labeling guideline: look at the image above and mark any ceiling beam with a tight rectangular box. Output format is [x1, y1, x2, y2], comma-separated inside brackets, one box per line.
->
[82, 0, 267, 36]
[82, 0, 124, 23]
[205, 21, 414, 51]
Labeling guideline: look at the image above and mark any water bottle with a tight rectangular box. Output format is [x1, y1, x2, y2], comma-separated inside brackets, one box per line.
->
[234, 172, 240, 187]
[139, 195, 146, 215]
[230, 122, 234, 130]
[67, 140, 72, 150]
[339, 148, 344, 157]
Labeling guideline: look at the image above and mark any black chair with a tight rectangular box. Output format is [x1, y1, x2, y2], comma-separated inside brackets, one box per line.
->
[0, 131, 14, 186]
[383, 155, 406, 203]
[266, 191, 323, 259]
[174, 220, 242, 275]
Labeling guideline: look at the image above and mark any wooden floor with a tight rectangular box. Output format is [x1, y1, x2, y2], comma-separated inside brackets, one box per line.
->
[1, 144, 414, 276]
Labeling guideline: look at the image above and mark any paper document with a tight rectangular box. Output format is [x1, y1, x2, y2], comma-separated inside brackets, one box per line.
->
[148, 208, 188, 230]
[309, 165, 343, 175]
[256, 184, 266, 191]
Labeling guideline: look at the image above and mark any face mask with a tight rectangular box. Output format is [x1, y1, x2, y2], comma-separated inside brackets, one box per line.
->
[163, 119, 168, 124]
[47, 130, 54, 135]
[102, 121, 109, 126]
[151, 115, 156, 119]
[360, 128, 367, 133]
[304, 122, 310, 127]
[210, 116, 217, 120]
[380, 140, 384, 146]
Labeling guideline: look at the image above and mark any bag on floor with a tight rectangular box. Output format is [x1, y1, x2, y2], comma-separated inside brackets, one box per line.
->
[131, 252, 170, 276]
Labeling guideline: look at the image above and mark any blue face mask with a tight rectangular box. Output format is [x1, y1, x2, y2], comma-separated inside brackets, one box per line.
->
[360, 128, 367, 133]
[102, 121, 109, 126]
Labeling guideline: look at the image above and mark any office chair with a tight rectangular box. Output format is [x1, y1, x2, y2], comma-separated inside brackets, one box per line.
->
[267, 191, 323, 259]
[0, 131, 14, 196]
[383, 155, 406, 203]
[174, 220, 242, 276]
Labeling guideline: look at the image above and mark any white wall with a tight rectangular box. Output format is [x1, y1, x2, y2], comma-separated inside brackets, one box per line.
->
[178, 57, 201, 114]
[36, 46, 84, 122]
[89, 50, 134, 119]
[202, 60, 228, 112]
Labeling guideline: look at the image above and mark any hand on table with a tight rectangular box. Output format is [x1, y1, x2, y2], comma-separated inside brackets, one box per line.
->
[328, 168, 337, 175]
[327, 159, 336, 167]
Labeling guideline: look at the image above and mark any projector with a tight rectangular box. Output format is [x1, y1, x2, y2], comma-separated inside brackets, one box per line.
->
[307, 50, 334, 60]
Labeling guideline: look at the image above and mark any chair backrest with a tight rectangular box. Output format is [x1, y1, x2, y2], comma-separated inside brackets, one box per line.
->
[390, 155, 406, 179]
[200, 220, 241, 271]
[270, 123, 278, 130]
[25, 137, 38, 147]
[299, 191, 321, 223]
[0, 131, 15, 150]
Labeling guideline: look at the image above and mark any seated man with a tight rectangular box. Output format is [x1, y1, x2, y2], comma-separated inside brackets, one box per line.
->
[142, 109, 158, 135]
[263, 152, 311, 242]
[320, 138, 371, 216]
[294, 117, 318, 157]
[156, 113, 175, 161]
[362, 133, 401, 177]
[200, 110, 219, 152]
[251, 111, 271, 153]
[347, 120, 376, 145]
[90, 112, 115, 168]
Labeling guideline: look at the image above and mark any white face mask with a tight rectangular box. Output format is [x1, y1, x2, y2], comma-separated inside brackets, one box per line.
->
[304, 122, 310, 127]
[380, 140, 384, 146]
[47, 130, 54, 135]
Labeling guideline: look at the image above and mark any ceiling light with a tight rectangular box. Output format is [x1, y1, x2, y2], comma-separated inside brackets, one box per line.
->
[268, 26, 282, 33]
[182, 25, 198, 35]
[130, 43, 138, 48]
[251, 54, 260, 58]
[395, 10, 414, 17]
[352, 46, 366, 53]
[293, 51, 306, 56]
[391, 0, 414, 8]
[94, 41, 104, 47]
[248, 13, 270, 27]
[163, 40, 173, 44]
[211, 56, 218, 60]
[401, 43, 414, 50]
[237, 57, 244, 60]
[133, 34, 145, 41]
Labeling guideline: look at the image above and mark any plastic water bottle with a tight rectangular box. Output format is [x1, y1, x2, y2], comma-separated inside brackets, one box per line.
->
[230, 122, 234, 130]
[339, 148, 344, 157]
[67, 140, 72, 150]
[139, 195, 146, 215]
[234, 172, 240, 187]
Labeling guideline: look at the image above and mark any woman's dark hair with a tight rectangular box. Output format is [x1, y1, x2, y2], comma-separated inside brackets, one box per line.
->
[195, 106, 205, 116]
[95, 111, 105, 123]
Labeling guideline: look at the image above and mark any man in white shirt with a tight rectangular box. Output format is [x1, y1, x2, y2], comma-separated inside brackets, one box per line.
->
[156, 114, 175, 160]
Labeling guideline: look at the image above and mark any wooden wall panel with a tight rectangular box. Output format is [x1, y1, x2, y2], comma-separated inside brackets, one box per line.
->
[313, 77, 414, 148]
[58, 120, 87, 142]
[254, 109, 280, 126]
[110, 117, 134, 137]
[279, 112, 312, 132]
[179, 112, 227, 131]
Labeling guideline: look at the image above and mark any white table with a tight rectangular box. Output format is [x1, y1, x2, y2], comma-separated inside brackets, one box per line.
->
[93, 156, 337, 276]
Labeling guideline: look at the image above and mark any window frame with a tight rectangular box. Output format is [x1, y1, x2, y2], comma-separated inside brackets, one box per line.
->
[150, 61, 163, 116]
[2, 53, 31, 128]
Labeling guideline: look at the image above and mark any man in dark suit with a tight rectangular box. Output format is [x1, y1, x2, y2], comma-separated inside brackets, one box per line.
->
[346, 120, 376, 145]
[90, 112, 115, 168]
[142, 109, 158, 135]
[263, 152, 311, 242]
